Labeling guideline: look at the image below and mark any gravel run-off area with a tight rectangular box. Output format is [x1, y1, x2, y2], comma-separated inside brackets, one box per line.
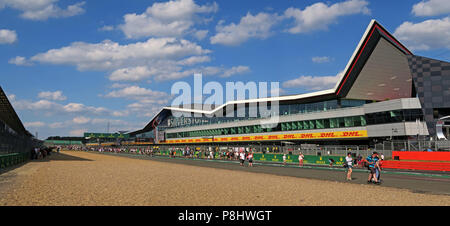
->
[0, 151, 449, 206]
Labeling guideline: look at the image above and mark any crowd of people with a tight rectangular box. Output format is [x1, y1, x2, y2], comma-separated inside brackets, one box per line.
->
[343, 151, 383, 184]
[30, 147, 53, 160]
[51, 145, 386, 183]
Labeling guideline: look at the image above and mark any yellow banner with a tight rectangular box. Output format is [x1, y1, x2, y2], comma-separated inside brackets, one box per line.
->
[163, 130, 368, 144]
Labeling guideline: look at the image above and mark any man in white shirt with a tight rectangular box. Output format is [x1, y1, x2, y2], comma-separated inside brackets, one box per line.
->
[345, 152, 353, 181]
[239, 151, 246, 166]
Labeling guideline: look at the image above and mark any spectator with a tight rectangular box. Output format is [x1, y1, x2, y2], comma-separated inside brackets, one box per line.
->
[247, 152, 254, 167]
[283, 154, 287, 166]
[345, 152, 353, 181]
[239, 151, 246, 166]
[366, 152, 380, 185]
[298, 152, 304, 167]
[375, 153, 382, 183]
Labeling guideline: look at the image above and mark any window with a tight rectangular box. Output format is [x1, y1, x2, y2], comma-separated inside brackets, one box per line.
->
[316, 119, 324, 129]
[344, 117, 354, 127]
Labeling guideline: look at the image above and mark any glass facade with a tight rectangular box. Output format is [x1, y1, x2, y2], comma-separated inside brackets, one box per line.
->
[166, 109, 424, 139]
[366, 109, 423, 125]
[166, 115, 367, 139]
[163, 99, 367, 129]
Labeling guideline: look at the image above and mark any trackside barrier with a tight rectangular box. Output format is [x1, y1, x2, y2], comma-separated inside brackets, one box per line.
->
[392, 151, 450, 161]
[0, 152, 29, 169]
[381, 160, 450, 172]
[157, 151, 346, 166]
[252, 153, 345, 165]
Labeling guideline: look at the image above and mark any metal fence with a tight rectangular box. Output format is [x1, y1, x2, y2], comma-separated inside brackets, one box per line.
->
[0, 130, 34, 155]
[375, 140, 450, 152]
[76, 139, 450, 159]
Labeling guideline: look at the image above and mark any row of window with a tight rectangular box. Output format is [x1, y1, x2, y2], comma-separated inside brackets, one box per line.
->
[166, 116, 367, 139]
[163, 99, 368, 129]
[166, 109, 425, 139]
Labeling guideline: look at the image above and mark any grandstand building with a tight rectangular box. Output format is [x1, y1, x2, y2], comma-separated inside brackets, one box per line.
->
[127, 20, 450, 147]
[0, 86, 37, 154]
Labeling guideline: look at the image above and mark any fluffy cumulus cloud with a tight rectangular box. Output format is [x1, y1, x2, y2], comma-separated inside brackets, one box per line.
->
[119, 0, 217, 39]
[109, 66, 156, 82]
[8, 56, 32, 66]
[0, 0, 86, 20]
[210, 12, 280, 46]
[210, 0, 370, 46]
[283, 0, 370, 34]
[412, 0, 450, 17]
[221, 66, 251, 77]
[282, 72, 342, 91]
[394, 17, 450, 50]
[30, 38, 210, 71]
[105, 85, 169, 101]
[38, 90, 67, 101]
[0, 29, 17, 44]
[72, 116, 90, 124]
[105, 85, 172, 118]
[10, 97, 109, 116]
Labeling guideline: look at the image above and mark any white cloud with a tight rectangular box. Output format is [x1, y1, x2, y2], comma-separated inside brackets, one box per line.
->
[11, 97, 110, 116]
[119, 0, 218, 39]
[210, 12, 280, 46]
[109, 66, 155, 82]
[30, 38, 210, 71]
[0, 29, 17, 44]
[8, 56, 33, 66]
[283, 0, 370, 34]
[99, 25, 114, 31]
[312, 56, 331, 63]
[0, 0, 86, 20]
[49, 122, 64, 129]
[111, 83, 130, 89]
[38, 90, 67, 101]
[24, 121, 46, 128]
[177, 55, 211, 65]
[412, 0, 450, 16]
[69, 129, 86, 136]
[105, 86, 169, 101]
[6, 93, 16, 101]
[221, 66, 251, 77]
[394, 17, 450, 50]
[72, 116, 90, 124]
[282, 72, 342, 91]
[193, 30, 208, 40]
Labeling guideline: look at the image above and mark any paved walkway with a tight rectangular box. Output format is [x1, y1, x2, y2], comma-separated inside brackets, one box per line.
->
[95, 151, 450, 196]
[0, 151, 449, 206]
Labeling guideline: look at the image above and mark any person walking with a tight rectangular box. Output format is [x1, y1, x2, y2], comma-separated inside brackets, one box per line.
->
[239, 151, 246, 166]
[345, 152, 353, 181]
[283, 154, 287, 166]
[247, 152, 254, 167]
[375, 153, 382, 183]
[298, 152, 304, 167]
[366, 152, 380, 185]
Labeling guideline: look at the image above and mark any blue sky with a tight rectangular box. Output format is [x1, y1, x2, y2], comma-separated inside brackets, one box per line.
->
[0, 0, 449, 139]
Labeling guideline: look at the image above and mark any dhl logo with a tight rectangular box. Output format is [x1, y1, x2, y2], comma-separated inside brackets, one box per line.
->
[164, 130, 367, 144]
[320, 132, 336, 138]
[342, 131, 360, 137]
